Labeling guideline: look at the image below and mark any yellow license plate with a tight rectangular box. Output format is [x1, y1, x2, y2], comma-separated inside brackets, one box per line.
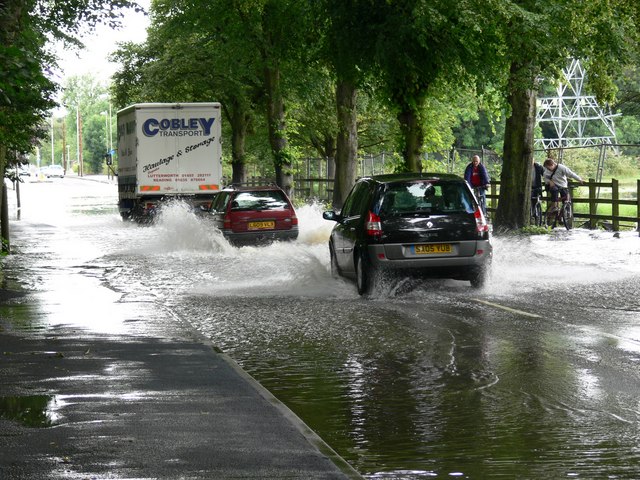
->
[248, 221, 275, 230]
[414, 243, 452, 254]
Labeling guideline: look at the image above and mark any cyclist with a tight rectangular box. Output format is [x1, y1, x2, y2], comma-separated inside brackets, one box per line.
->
[530, 160, 545, 224]
[464, 155, 490, 215]
[542, 158, 584, 213]
[531, 160, 544, 199]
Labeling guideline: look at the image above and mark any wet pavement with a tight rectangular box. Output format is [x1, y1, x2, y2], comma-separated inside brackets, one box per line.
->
[0, 179, 361, 479]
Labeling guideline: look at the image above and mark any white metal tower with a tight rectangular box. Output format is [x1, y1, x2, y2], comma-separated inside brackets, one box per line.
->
[535, 59, 619, 149]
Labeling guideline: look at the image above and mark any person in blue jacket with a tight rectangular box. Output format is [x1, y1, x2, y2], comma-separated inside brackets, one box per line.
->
[464, 155, 490, 215]
[532, 160, 545, 198]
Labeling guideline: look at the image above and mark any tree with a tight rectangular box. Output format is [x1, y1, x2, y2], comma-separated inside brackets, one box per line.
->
[0, 0, 141, 251]
[60, 74, 111, 173]
[146, 0, 263, 185]
[83, 115, 108, 173]
[112, 0, 308, 186]
[225, 0, 315, 195]
[311, 0, 381, 207]
[368, 0, 497, 173]
[109, 41, 155, 108]
[493, 0, 640, 230]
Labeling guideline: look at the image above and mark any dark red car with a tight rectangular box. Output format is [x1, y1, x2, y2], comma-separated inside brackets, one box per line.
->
[207, 184, 299, 246]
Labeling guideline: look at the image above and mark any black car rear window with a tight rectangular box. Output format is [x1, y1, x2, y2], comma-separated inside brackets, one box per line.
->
[379, 181, 474, 215]
[231, 191, 290, 211]
[211, 191, 231, 211]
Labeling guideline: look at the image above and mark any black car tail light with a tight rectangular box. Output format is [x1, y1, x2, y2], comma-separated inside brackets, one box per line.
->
[474, 207, 489, 236]
[365, 211, 383, 237]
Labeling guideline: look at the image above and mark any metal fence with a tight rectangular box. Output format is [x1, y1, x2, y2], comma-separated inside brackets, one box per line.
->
[229, 144, 639, 230]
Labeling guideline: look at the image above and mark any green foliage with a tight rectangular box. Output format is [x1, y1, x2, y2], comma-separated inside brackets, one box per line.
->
[1, 237, 9, 255]
[0, 0, 143, 230]
[558, 149, 639, 180]
[109, 41, 157, 108]
[83, 115, 109, 173]
[613, 64, 640, 117]
[384, 153, 411, 174]
[0, 30, 57, 155]
[365, 1, 500, 169]
[61, 75, 112, 169]
[616, 116, 640, 145]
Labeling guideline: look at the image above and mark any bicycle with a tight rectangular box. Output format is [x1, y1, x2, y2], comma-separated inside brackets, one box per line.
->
[545, 187, 573, 230]
[530, 189, 543, 226]
[473, 186, 488, 217]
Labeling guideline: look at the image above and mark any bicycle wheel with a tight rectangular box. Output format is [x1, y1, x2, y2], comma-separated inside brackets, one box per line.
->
[531, 200, 542, 226]
[535, 202, 543, 226]
[529, 202, 536, 225]
[561, 202, 573, 230]
[545, 206, 557, 228]
[475, 188, 487, 217]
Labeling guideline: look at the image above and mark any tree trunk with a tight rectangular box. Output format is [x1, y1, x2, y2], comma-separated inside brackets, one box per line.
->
[229, 101, 250, 184]
[0, 145, 6, 252]
[332, 78, 358, 209]
[397, 107, 424, 172]
[311, 133, 336, 180]
[323, 133, 336, 182]
[1, 182, 9, 253]
[494, 62, 537, 231]
[263, 65, 293, 196]
[0, 1, 21, 253]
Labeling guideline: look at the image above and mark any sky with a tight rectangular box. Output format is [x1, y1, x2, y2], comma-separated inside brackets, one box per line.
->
[52, 0, 151, 85]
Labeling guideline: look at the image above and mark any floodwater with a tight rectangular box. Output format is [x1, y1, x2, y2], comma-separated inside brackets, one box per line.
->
[4, 177, 640, 478]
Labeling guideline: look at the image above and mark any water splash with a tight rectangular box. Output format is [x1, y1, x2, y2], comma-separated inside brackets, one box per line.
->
[127, 200, 235, 254]
[296, 202, 335, 245]
[486, 229, 640, 296]
[101, 198, 640, 302]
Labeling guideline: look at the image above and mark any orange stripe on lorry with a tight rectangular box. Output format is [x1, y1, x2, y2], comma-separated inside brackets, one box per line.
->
[140, 185, 161, 192]
[198, 185, 220, 191]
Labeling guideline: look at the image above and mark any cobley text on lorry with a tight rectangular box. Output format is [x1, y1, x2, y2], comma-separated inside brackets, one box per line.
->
[142, 117, 216, 137]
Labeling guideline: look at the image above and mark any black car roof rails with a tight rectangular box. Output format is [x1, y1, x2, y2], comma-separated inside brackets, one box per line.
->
[225, 182, 279, 189]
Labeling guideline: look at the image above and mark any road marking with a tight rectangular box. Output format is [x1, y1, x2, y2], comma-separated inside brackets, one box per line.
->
[472, 299, 541, 318]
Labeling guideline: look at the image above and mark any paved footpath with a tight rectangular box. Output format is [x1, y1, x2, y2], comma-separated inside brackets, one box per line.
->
[0, 285, 362, 479]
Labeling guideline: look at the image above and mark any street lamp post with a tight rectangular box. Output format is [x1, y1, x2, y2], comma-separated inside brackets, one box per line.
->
[101, 111, 109, 154]
[50, 116, 55, 166]
[109, 103, 113, 153]
[77, 107, 83, 177]
[101, 110, 113, 178]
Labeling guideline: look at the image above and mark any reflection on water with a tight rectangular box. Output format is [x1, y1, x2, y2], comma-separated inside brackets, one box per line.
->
[6, 181, 640, 479]
[0, 395, 59, 427]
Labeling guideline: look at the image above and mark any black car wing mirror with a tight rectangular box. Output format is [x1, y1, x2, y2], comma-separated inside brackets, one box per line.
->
[322, 211, 341, 222]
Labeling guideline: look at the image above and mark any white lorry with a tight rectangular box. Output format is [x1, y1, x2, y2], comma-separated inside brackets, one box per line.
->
[116, 103, 223, 220]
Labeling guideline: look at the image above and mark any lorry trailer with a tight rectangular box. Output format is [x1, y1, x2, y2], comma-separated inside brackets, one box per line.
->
[116, 102, 223, 221]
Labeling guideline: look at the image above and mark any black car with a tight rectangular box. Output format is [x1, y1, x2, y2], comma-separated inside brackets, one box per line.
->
[207, 184, 298, 246]
[323, 173, 492, 295]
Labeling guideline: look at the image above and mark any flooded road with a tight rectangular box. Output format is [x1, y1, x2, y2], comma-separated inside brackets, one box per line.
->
[4, 176, 640, 478]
